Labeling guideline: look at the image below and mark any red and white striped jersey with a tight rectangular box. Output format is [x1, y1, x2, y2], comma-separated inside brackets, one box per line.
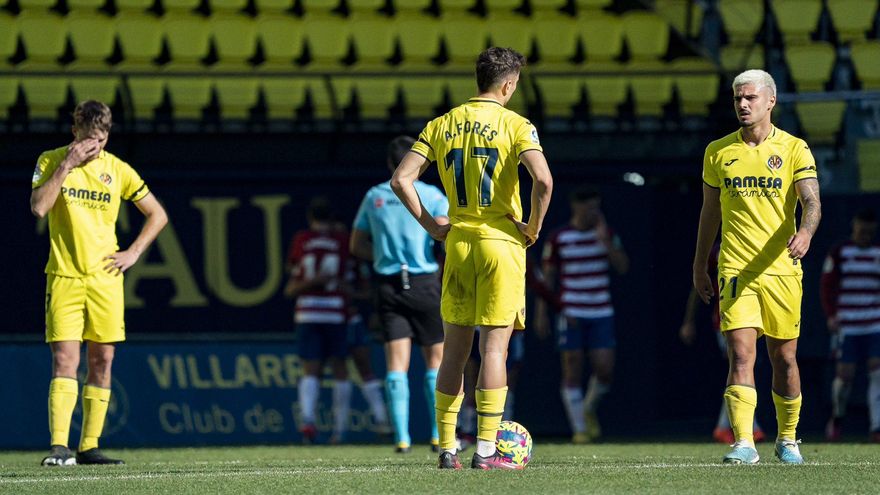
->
[821, 241, 880, 336]
[287, 229, 349, 325]
[543, 226, 617, 319]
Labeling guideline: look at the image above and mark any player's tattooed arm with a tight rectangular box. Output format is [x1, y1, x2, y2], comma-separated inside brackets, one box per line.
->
[788, 178, 821, 259]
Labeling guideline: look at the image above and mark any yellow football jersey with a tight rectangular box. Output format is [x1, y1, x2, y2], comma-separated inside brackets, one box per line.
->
[410, 98, 543, 242]
[32, 146, 151, 277]
[703, 126, 818, 276]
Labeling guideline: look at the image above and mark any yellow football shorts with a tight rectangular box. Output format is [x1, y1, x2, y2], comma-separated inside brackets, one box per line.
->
[718, 269, 802, 340]
[441, 227, 526, 329]
[45, 269, 126, 343]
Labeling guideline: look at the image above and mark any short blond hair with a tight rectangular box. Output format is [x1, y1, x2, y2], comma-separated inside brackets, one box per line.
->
[73, 100, 112, 133]
[732, 69, 776, 96]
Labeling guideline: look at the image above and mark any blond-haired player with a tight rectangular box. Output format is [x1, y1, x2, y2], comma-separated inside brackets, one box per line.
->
[31, 101, 168, 466]
[693, 70, 821, 465]
[391, 47, 553, 470]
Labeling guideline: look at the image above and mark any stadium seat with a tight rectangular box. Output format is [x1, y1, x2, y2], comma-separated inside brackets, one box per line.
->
[578, 12, 624, 64]
[65, 14, 116, 70]
[785, 41, 835, 91]
[252, 0, 295, 14]
[301, 0, 341, 15]
[530, 0, 566, 12]
[441, 15, 489, 68]
[348, 0, 385, 14]
[162, 14, 212, 69]
[334, 77, 398, 119]
[485, 14, 532, 55]
[166, 77, 212, 120]
[858, 139, 880, 192]
[533, 13, 579, 69]
[394, 0, 433, 12]
[484, 0, 522, 16]
[210, 15, 258, 68]
[21, 77, 69, 119]
[583, 75, 626, 117]
[399, 77, 445, 119]
[851, 41, 880, 89]
[622, 11, 669, 62]
[0, 77, 18, 120]
[720, 44, 765, 71]
[718, 0, 764, 44]
[350, 14, 396, 69]
[534, 76, 582, 118]
[17, 0, 57, 9]
[126, 76, 166, 120]
[574, 0, 611, 12]
[162, 0, 201, 12]
[654, 0, 704, 39]
[795, 100, 846, 145]
[17, 12, 67, 69]
[210, 0, 250, 13]
[69, 76, 119, 105]
[438, 0, 477, 14]
[627, 63, 674, 118]
[394, 14, 442, 69]
[828, 0, 880, 43]
[302, 14, 350, 69]
[671, 57, 719, 117]
[0, 15, 17, 68]
[771, 0, 823, 44]
[257, 14, 305, 70]
[262, 77, 333, 119]
[115, 13, 164, 70]
[67, 0, 107, 12]
[115, 0, 154, 12]
[214, 77, 259, 119]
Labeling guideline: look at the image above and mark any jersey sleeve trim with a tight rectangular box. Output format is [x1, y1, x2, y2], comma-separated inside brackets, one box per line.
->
[416, 137, 433, 151]
[517, 146, 542, 157]
[794, 166, 817, 174]
[410, 149, 429, 160]
[127, 182, 148, 201]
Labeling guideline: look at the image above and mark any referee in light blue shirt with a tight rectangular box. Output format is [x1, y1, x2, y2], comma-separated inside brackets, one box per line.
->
[350, 135, 448, 454]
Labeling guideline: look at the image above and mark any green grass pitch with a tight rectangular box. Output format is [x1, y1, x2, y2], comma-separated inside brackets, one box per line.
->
[1, 443, 877, 494]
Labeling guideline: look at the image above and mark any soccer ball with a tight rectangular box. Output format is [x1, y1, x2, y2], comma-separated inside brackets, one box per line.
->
[495, 420, 533, 467]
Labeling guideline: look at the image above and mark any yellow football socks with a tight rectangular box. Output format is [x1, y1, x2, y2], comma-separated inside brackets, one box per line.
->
[724, 384, 757, 445]
[48, 377, 79, 447]
[435, 390, 463, 451]
[476, 387, 508, 443]
[79, 384, 111, 452]
[772, 391, 802, 441]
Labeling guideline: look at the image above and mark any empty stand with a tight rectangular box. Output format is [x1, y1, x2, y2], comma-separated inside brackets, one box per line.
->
[69, 76, 119, 105]
[257, 14, 305, 70]
[17, 12, 67, 69]
[115, 0, 154, 12]
[622, 11, 669, 62]
[583, 75, 626, 117]
[210, 0, 250, 13]
[718, 0, 764, 44]
[671, 58, 719, 116]
[534, 77, 582, 118]
[214, 77, 259, 119]
[399, 77, 445, 119]
[335, 77, 398, 119]
[795, 100, 846, 145]
[851, 41, 880, 89]
[302, 14, 350, 69]
[66, 14, 116, 70]
[858, 140, 880, 191]
[350, 14, 396, 69]
[720, 44, 765, 71]
[348, 0, 385, 14]
[575, 0, 612, 12]
[262, 78, 333, 119]
[163, 14, 213, 69]
[115, 13, 164, 70]
[301, 0, 342, 15]
[441, 15, 489, 68]
[828, 0, 880, 43]
[578, 12, 624, 65]
[533, 13, 579, 69]
[485, 14, 532, 56]
[67, 0, 107, 11]
[210, 15, 258, 69]
[252, 0, 295, 14]
[484, 0, 522, 16]
[785, 41, 835, 91]
[162, 0, 202, 12]
[0, 15, 17, 67]
[394, 14, 442, 69]
[166, 77, 212, 119]
[17, 0, 57, 9]
[126, 76, 166, 120]
[21, 77, 68, 119]
[771, 0, 823, 44]
[628, 63, 674, 118]
[654, 0, 704, 39]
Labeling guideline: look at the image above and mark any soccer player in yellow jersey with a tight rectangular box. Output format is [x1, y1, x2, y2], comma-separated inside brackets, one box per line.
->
[30, 101, 168, 466]
[693, 70, 821, 465]
[391, 47, 553, 470]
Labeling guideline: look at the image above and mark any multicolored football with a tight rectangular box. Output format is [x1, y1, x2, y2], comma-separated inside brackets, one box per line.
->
[495, 420, 533, 468]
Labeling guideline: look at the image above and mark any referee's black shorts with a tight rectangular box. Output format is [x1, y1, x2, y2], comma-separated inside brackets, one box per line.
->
[374, 271, 444, 346]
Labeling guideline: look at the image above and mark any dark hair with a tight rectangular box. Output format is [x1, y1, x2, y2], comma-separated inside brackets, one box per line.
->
[73, 100, 112, 133]
[387, 135, 416, 169]
[855, 208, 877, 223]
[476, 47, 526, 93]
[569, 185, 600, 203]
[307, 196, 333, 222]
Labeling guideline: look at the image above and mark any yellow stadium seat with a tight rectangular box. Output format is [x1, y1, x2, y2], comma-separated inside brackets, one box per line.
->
[301, 0, 340, 14]
[257, 14, 304, 70]
[627, 64, 674, 118]
[0, 77, 18, 119]
[622, 11, 669, 61]
[785, 41, 835, 91]
[530, 0, 567, 12]
[671, 57, 719, 116]
[67, 0, 106, 11]
[69, 76, 119, 105]
[583, 75, 626, 117]
[214, 77, 259, 119]
[718, 0, 763, 44]
[772, 0, 823, 44]
[851, 41, 880, 89]
[115, 13, 164, 70]
[17, 0, 57, 9]
[162, 14, 212, 69]
[394, 0, 433, 12]
[534, 77, 582, 118]
[162, 0, 201, 12]
[578, 12, 623, 64]
[21, 77, 68, 119]
[442, 15, 488, 68]
[399, 77, 445, 119]
[66, 14, 116, 70]
[533, 13, 579, 69]
[349, 0, 384, 13]
[720, 44, 765, 71]
[115, 0, 153, 11]
[335, 77, 398, 119]
[302, 14, 350, 69]
[858, 140, 880, 192]
[394, 14, 442, 69]
[795, 100, 845, 145]
[211, 0, 249, 13]
[654, 0, 704, 39]
[263, 78, 332, 119]
[350, 14, 396, 69]
[210, 15, 258, 68]
[575, 0, 612, 11]
[439, 0, 476, 14]
[484, 0, 522, 16]
[18, 12, 66, 69]
[126, 76, 166, 120]
[828, 0, 879, 43]
[0, 15, 17, 67]
[253, 0, 295, 13]
[166, 77, 212, 119]
[485, 14, 532, 56]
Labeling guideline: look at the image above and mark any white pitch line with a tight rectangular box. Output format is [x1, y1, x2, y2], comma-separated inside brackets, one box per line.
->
[0, 466, 391, 484]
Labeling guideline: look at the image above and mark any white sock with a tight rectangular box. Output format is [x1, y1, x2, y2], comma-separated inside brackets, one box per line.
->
[583, 376, 610, 414]
[561, 387, 586, 434]
[299, 376, 320, 424]
[832, 376, 852, 419]
[477, 439, 495, 457]
[333, 380, 353, 438]
[459, 404, 476, 435]
[868, 368, 880, 431]
[360, 379, 388, 425]
[503, 391, 515, 421]
[717, 401, 731, 429]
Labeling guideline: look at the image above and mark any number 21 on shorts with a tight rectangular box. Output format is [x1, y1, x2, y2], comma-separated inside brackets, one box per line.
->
[719, 276, 738, 300]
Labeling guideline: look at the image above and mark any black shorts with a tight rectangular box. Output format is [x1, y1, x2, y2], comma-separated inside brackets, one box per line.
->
[375, 272, 444, 346]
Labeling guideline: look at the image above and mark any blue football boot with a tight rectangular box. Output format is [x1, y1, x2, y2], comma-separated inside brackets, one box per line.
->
[774, 439, 804, 465]
[722, 441, 760, 465]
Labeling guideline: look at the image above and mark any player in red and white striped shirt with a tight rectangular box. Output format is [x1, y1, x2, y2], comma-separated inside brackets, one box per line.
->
[284, 197, 352, 444]
[821, 208, 880, 442]
[537, 186, 629, 443]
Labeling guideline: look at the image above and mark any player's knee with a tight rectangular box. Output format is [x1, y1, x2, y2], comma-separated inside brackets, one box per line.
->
[52, 351, 80, 376]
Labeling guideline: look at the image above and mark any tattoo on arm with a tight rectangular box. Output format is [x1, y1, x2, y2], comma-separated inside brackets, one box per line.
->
[797, 178, 821, 236]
